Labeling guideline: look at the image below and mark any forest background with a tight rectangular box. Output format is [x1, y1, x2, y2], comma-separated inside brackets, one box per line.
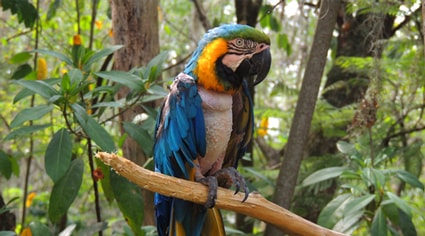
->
[0, 0, 424, 235]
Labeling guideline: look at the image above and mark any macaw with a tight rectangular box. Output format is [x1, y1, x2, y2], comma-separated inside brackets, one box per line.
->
[154, 24, 271, 236]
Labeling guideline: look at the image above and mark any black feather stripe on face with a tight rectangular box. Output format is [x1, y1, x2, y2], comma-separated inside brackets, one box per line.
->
[215, 56, 243, 90]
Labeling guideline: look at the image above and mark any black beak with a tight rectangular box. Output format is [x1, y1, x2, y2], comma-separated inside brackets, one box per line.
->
[235, 47, 271, 86]
[251, 47, 271, 86]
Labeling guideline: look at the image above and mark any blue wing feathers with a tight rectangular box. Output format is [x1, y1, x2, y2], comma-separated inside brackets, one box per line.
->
[154, 74, 207, 236]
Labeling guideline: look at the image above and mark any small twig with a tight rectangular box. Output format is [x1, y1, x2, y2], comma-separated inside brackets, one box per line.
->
[192, 0, 211, 30]
[75, 0, 81, 34]
[88, 0, 99, 49]
[95, 152, 347, 236]
[87, 140, 103, 236]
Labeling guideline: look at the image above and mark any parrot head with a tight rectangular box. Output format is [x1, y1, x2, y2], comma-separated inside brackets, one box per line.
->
[184, 24, 271, 93]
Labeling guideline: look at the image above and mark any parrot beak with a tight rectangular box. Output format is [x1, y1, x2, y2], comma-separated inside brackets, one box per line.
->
[235, 47, 271, 86]
[251, 47, 271, 86]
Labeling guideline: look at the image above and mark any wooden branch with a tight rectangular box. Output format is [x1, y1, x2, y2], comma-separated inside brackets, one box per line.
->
[95, 152, 346, 236]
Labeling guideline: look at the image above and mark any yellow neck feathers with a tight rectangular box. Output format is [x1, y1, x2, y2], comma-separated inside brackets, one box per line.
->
[194, 38, 234, 94]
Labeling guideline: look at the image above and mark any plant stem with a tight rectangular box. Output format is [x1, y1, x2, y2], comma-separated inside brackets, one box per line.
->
[75, 0, 81, 34]
[89, 0, 99, 50]
[21, 0, 41, 230]
[87, 139, 103, 236]
[369, 127, 374, 166]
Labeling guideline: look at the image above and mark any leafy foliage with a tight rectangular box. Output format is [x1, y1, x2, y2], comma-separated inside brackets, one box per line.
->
[1, 0, 424, 235]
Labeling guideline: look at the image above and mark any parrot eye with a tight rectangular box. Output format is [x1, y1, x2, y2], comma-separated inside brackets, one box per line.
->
[235, 39, 244, 47]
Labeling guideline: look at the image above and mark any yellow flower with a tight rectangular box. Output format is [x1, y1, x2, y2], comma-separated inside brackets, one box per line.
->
[25, 192, 36, 208]
[95, 20, 103, 30]
[73, 34, 82, 46]
[108, 29, 113, 38]
[21, 227, 32, 236]
[36, 58, 48, 80]
[258, 117, 269, 137]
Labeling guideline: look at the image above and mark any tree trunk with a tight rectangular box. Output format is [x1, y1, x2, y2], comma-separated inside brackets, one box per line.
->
[264, 1, 340, 235]
[323, 3, 396, 107]
[111, 0, 159, 226]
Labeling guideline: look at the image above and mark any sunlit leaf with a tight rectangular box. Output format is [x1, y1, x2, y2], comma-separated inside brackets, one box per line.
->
[110, 170, 143, 235]
[33, 48, 73, 66]
[58, 224, 76, 236]
[302, 166, 347, 186]
[318, 193, 351, 228]
[336, 141, 356, 155]
[45, 128, 72, 183]
[343, 194, 374, 216]
[10, 104, 54, 128]
[9, 52, 32, 64]
[84, 45, 123, 69]
[71, 103, 115, 152]
[95, 71, 144, 91]
[49, 158, 84, 222]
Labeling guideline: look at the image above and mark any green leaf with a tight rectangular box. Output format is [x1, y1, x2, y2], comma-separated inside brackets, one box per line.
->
[4, 124, 51, 140]
[78, 222, 108, 236]
[29, 221, 53, 236]
[49, 158, 84, 222]
[10, 104, 53, 128]
[46, 0, 61, 21]
[11, 63, 32, 79]
[336, 141, 356, 155]
[33, 49, 73, 66]
[277, 33, 291, 56]
[0, 231, 16, 236]
[370, 207, 387, 236]
[13, 78, 61, 103]
[395, 170, 424, 190]
[302, 166, 347, 186]
[123, 122, 153, 156]
[9, 52, 32, 64]
[144, 51, 169, 82]
[84, 45, 123, 69]
[0, 150, 12, 179]
[386, 192, 412, 218]
[95, 158, 115, 203]
[110, 171, 143, 235]
[71, 103, 115, 152]
[343, 194, 375, 216]
[95, 71, 144, 91]
[13, 79, 58, 100]
[398, 208, 417, 236]
[2, 0, 38, 28]
[318, 193, 351, 228]
[45, 128, 72, 183]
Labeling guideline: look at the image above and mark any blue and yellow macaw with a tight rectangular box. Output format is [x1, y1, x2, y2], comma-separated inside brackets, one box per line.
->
[154, 24, 271, 236]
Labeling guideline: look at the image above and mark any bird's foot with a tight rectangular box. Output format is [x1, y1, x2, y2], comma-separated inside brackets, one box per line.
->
[198, 167, 249, 208]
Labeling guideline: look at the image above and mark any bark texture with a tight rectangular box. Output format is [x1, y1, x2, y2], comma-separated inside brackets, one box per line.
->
[265, 1, 341, 235]
[111, 0, 159, 225]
